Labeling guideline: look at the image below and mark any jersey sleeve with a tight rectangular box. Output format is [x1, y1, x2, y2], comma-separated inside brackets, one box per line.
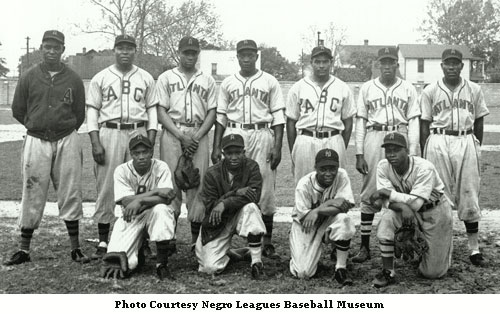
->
[419, 85, 434, 121]
[206, 76, 217, 111]
[285, 82, 300, 121]
[474, 85, 489, 119]
[269, 76, 286, 126]
[155, 73, 171, 110]
[155, 161, 174, 189]
[145, 75, 159, 109]
[114, 165, 135, 203]
[408, 166, 435, 201]
[356, 83, 368, 119]
[11, 73, 29, 125]
[293, 180, 313, 222]
[376, 160, 395, 190]
[86, 73, 103, 110]
[216, 79, 230, 126]
[341, 83, 357, 120]
[406, 83, 421, 119]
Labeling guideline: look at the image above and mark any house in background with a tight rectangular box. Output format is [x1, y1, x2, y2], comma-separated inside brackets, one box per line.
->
[197, 50, 261, 81]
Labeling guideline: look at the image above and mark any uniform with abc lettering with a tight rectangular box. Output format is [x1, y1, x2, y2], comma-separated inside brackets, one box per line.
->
[86, 64, 158, 225]
[217, 69, 285, 216]
[156, 67, 216, 220]
[420, 78, 489, 222]
[107, 158, 176, 270]
[289, 169, 356, 279]
[286, 76, 355, 185]
[376, 156, 453, 278]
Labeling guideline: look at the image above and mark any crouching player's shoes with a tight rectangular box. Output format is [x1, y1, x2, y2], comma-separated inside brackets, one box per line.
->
[251, 262, 263, 280]
[351, 246, 371, 263]
[334, 268, 353, 286]
[470, 253, 485, 266]
[71, 248, 91, 264]
[3, 251, 31, 266]
[372, 269, 396, 288]
[156, 263, 174, 281]
[262, 244, 280, 259]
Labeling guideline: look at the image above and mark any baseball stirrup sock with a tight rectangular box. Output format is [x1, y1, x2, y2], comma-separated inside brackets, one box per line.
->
[190, 222, 201, 243]
[464, 222, 480, 253]
[248, 234, 262, 264]
[98, 223, 110, 243]
[156, 241, 171, 265]
[20, 228, 34, 252]
[65, 220, 80, 250]
[262, 214, 274, 244]
[360, 213, 375, 248]
[335, 240, 351, 269]
[379, 240, 395, 258]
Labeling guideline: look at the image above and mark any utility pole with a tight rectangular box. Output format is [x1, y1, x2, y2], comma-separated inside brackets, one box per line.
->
[20, 36, 34, 76]
[317, 32, 321, 46]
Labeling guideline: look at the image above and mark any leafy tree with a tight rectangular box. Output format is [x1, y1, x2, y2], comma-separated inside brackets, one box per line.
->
[346, 50, 378, 79]
[260, 46, 300, 81]
[0, 41, 9, 77]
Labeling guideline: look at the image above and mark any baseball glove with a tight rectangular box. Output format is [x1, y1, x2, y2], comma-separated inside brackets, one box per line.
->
[100, 251, 129, 279]
[174, 153, 200, 191]
[394, 222, 429, 261]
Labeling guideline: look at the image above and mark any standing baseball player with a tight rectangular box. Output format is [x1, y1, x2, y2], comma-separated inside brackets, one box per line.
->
[211, 39, 284, 259]
[289, 148, 356, 285]
[197, 134, 266, 279]
[86, 35, 158, 259]
[352, 47, 421, 263]
[100, 135, 177, 280]
[370, 132, 453, 287]
[420, 48, 489, 266]
[5, 30, 89, 265]
[156, 36, 216, 249]
[286, 46, 355, 186]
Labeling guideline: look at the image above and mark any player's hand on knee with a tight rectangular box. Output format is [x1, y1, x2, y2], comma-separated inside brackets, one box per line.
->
[123, 200, 142, 222]
[211, 147, 222, 165]
[236, 187, 257, 203]
[209, 202, 225, 225]
[355, 155, 368, 175]
[101, 252, 128, 279]
[92, 142, 106, 165]
[301, 210, 319, 233]
[400, 206, 415, 226]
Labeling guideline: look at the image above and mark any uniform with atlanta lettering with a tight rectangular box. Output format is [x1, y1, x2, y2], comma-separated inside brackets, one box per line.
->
[289, 169, 356, 278]
[217, 70, 286, 216]
[286, 76, 355, 185]
[156, 68, 216, 220]
[420, 79, 489, 222]
[356, 77, 420, 215]
[86, 64, 158, 224]
[376, 156, 453, 278]
[107, 158, 176, 270]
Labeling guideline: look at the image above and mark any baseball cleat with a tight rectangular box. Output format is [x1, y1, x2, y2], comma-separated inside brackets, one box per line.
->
[156, 263, 174, 281]
[351, 246, 371, 263]
[262, 244, 280, 259]
[372, 269, 396, 288]
[469, 253, 485, 266]
[71, 248, 91, 264]
[334, 268, 353, 286]
[90, 246, 107, 260]
[251, 262, 264, 280]
[3, 250, 31, 266]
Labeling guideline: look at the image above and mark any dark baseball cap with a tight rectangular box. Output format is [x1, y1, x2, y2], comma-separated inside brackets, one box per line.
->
[311, 46, 333, 59]
[129, 134, 152, 150]
[221, 134, 245, 150]
[114, 34, 136, 48]
[315, 148, 339, 168]
[179, 36, 200, 52]
[42, 30, 65, 44]
[442, 48, 462, 62]
[381, 132, 407, 148]
[377, 47, 398, 61]
[237, 40, 258, 52]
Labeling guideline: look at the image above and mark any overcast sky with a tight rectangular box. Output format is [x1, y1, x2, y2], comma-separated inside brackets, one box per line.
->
[0, 0, 428, 76]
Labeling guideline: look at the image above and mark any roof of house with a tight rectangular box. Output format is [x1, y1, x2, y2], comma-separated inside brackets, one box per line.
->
[398, 44, 474, 59]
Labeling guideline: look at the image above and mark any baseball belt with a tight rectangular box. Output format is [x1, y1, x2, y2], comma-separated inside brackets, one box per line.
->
[419, 200, 440, 212]
[367, 125, 406, 132]
[431, 128, 473, 136]
[228, 122, 269, 130]
[300, 129, 340, 138]
[169, 121, 203, 128]
[104, 121, 145, 130]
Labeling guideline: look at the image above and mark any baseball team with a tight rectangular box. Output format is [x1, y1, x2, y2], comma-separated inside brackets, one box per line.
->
[4, 29, 489, 288]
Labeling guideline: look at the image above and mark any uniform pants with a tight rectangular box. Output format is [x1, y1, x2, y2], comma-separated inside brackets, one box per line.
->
[289, 213, 355, 279]
[160, 126, 207, 221]
[107, 204, 176, 270]
[196, 203, 266, 274]
[93, 126, 147, 224]
[19, 131, 83, 229]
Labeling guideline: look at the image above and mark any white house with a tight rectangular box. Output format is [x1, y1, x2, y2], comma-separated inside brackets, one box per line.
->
[197, 50, 261, 80]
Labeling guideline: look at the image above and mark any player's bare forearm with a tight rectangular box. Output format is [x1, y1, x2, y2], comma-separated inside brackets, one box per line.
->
[341, 117, 353, 148]
[89, 130, 105, 165]
[474, 117, 484, 145]
[271, 124, 284, 150]
[211, 122, 225, 164]
[286, 118, 297, 154]
[193, 109, 216, 141]
[147, 129, 157, 146]
[420, 120, 431, 156]
[88, 130, 101, 146]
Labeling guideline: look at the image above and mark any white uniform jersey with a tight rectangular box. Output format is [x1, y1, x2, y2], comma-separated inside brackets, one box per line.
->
[216, 70, 286, 126]
[292, 169, 354, 223]
[87, 64, 158, 130]
[114, 158, 173, 204]
[156, 68, 217, 123]
[420, 78, 489, 130]
[286, 76, 356, 131]
[377, 156, 445, 203]
[357, 77, 420, 127]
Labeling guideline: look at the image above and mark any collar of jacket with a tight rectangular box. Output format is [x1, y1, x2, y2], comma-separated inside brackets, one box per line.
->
[39, 62, 67, 75]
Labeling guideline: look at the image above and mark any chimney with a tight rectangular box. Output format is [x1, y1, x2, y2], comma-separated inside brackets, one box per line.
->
[364, 39, 369, 46]
[82, 47, 87, 54]
[427, 39, 432, 45]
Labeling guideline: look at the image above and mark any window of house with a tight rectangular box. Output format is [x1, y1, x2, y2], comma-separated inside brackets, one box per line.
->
[211, 63, 217, 75]
[417, 58, 424, 73]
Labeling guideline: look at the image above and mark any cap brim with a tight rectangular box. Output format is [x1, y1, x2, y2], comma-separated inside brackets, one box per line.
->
[180, 46, 200, 52]
[381, 142, 406, 148]
[115, 41, 136, 47]
[315, 160, 339, 168]
[222, 144, 244, 150]
[312, 52, 333, 59]
[377, 55, 398, 61]
[237, 47, 258, 53]
[442, 56, 462, 62]
[130, 141, 152, 149]
[43, 36, 64, 44]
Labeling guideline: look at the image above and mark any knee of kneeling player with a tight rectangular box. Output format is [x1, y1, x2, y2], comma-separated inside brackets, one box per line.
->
[151, 204, 174, 217]
[419, 265, 447, 279]
[242, 202, 260, 215]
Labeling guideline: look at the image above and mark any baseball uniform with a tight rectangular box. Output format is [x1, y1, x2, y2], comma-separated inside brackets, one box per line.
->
[420, 78, 489, 222]
[289, 169, 356, 279]
[376, 156, 453, 278]
[286, 76, 356, 185]
[107, 158, 176, 270]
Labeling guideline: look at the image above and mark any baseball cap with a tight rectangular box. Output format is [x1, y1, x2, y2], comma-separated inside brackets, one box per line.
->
[442, 48, 462, 62]
[114, 34, 136, 48]
[237, 40, 258, 52]
[221, 134, 245, 150]
[129, 134, 153, 150]
[381, 132, 407, 148]
[377, 47, 398, 61]
[42, 30, 65, 45]
[311, 46, 333, 59]
[315, 149, 339, 168]
[179, 36, 200, 52]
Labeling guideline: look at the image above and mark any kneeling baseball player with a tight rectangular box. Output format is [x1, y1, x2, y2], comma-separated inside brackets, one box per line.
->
[289, 149, 356, 285]
[370, 132, 453, 288]
[196, 134, 266, 279]
[100, 135, 177, 280]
